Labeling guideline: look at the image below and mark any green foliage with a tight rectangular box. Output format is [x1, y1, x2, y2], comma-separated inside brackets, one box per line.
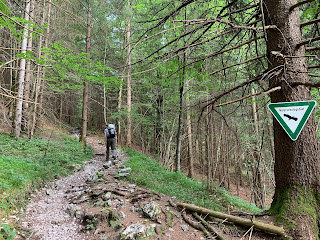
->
[0, 0, 46, 39]
[0, 222, 16, 240]
[41, 42, 120, 92]
[123, 148, 261, 213]
[0, 132, 92, 214]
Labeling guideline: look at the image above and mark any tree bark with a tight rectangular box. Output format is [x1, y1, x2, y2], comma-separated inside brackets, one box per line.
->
[22, 0, 34, 135]
[30, 0, 50, 138]
[80, 8, 91, 144]
[126, 1, 132, 147]
[186, 78, 194, 178]
[265, 0, 320, 237]
[14, 0, 31, 138]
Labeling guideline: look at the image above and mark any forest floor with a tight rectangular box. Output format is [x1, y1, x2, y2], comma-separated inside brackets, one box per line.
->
[14, 136, 279, 240]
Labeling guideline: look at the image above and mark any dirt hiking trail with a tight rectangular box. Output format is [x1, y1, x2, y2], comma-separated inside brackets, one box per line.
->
[16, 137, 204, 240]
[16, 137, 276, 240]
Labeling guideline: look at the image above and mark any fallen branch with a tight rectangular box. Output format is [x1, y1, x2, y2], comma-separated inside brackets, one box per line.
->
[193, 212, 227, 240]
[176, 202, 286, 236]
[181, 211, 213, 239]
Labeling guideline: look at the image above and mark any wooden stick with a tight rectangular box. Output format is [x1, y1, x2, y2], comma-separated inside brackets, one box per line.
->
[176, 202, 286, 236]
[193, 213, 227, 240]
[181, 211, 213, 239]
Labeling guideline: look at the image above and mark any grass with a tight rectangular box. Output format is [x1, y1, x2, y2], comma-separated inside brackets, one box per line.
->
[123, 148, 261, 213]
[0, 132, 93, 239]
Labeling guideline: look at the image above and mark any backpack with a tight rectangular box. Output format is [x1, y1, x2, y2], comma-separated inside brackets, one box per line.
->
[107, 128, 116, 138]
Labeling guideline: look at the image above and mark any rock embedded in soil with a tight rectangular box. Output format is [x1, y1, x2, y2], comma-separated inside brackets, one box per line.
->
[142, 201, 161, 221]
[120, 223, 148, 240]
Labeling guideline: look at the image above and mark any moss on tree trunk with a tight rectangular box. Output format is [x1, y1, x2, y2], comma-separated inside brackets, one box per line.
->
[270, 186, 320, 239]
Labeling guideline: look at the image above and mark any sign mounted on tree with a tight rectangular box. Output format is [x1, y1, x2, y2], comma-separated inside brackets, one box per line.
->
[268, 100, 316, 141]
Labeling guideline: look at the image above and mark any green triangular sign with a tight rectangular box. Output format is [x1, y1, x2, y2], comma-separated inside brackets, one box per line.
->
[268, 100, 316, 141]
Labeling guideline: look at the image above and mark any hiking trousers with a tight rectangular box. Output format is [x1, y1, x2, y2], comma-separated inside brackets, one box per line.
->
[106, 138, 116, 161]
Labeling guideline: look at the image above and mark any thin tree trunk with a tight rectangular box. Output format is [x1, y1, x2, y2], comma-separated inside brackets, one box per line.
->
[251, 88, 265, 208]
[126, 1, 132, 147]
[23, 0, 34, 136]
[80, 9, 91, 144]
[31, 0, 51, 138]
[175, 67, 185, 172]
[14, 0, 31, 138]
[117, 79, 123, 145]
[186, 80, 194, 178]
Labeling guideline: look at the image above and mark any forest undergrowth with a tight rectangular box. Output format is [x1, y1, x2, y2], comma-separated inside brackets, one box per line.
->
[0, 132, 92, 239]
[0, 130, 265, 239]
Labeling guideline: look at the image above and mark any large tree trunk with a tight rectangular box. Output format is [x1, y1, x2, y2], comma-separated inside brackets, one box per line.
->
[14, 0, 31, 138]
[265, 0, 320, 237]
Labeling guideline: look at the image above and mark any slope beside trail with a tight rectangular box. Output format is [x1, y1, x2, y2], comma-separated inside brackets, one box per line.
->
[16, 136, 277, 240]
[16, 137, 205, 240]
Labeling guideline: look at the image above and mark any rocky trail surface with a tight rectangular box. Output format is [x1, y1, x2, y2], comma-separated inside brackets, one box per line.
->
[16, 137, 204, 240]
[15, 137, 278, 240]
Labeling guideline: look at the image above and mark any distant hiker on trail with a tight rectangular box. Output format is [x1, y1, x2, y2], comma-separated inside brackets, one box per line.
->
[104, 124, 117, 164]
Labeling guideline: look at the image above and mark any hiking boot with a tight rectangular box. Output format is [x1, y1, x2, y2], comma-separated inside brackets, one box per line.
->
[103, 161, 112, 169]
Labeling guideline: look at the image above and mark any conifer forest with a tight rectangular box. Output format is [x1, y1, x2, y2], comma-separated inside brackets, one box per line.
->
[1, 0, 320, 239]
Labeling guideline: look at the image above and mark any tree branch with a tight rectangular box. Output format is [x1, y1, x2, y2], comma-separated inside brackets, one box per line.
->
[214, 86, 281, 108]
[220, 3, 259, 17]
[200, 65, 283, 114]
[300, 18, 320, 28]
[309, 73, 320, 78]
[170, 35, 264, 77]
[289, 0, 316, 12]
[193, 213, 227, 240]
[308, 65, 320, 69]
[306, 46, 320, 51]
[291, 81, 320, 88]
[296, 36, 320, 48]
[172, 18, 276, 31]
[135, 0, 197, 45]
[207, 55, 266, 76]
[181, 211, 213, 239]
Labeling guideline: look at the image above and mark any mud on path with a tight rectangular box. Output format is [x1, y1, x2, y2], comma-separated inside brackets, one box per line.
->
[16, 137, 205, 240]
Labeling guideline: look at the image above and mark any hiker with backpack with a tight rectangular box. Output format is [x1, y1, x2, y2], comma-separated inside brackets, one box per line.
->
[104, 124, 117, 164]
